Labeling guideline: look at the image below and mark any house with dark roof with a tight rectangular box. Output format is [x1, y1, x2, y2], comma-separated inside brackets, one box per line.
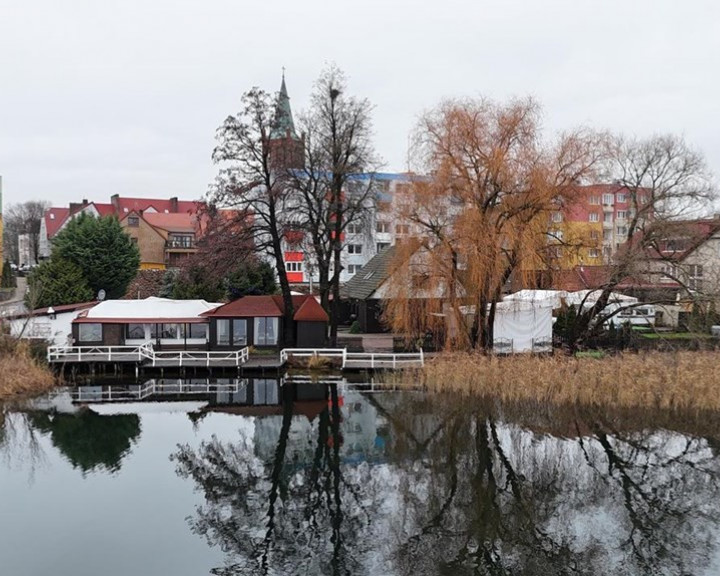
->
[341, 246, 397, 333]
[202, 294, 329, 349]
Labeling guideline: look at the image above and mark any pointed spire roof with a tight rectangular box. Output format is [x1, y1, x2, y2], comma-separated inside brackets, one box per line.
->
[271, 71, 298, 140]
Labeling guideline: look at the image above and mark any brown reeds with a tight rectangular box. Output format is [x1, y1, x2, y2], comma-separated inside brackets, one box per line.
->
[394, 351, 720, 412]
[0, 336, 57, 402]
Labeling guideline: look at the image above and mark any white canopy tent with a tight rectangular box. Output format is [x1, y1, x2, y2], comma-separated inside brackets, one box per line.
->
[503, 289, 568, 309]
[493, 300, 554, 353]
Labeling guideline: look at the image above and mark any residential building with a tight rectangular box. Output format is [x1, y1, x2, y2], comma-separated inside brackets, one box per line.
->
[39, 195, 206, 269]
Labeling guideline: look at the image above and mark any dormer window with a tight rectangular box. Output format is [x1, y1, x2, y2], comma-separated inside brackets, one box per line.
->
[128, 216, 140, 227]
[50, 213, 55, 220]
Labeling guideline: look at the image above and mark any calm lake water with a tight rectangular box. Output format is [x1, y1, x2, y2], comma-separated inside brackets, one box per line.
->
[2, 376, 720, 576]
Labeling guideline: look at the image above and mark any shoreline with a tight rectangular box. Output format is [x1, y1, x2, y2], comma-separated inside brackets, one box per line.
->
[0, 338, 57, 403]
[391, 350, 720, 412]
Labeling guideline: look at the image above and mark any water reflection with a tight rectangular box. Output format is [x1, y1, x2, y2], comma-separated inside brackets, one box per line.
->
[27, 410, 141, 474]
[173, 384, 720, 576]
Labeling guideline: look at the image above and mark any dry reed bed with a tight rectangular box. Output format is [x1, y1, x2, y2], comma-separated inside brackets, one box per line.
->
[397, 351, 720, 412]
[0, 340, 56, 402]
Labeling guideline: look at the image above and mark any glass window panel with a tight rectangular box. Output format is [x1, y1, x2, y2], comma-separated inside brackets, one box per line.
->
[232, 319, 247, 346]
[79, 323, 102, 342]
[217, 319, 230, 345]
[161, 324, 183, 339]
[126, 324, 145, 339]
[189, 323, 207, 339]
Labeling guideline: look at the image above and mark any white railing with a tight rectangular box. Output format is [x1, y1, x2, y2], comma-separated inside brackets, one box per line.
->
[72, 378, 245, 402]
[280, 348, 347, 364]
[343, 349, 424, 369]
[48, 342, 249, 367]
[148, 347, 249, 367]
[47, 341, 154, 363]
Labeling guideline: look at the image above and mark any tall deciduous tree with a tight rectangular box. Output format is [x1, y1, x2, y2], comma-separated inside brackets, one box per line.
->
[383, 97, 605, 351]
[290, 66, 380, 345]
[51, 213, 139, 300]
[209, 88, 296, 346]
[2, 200, 51, 264]
[571, 134, 715, 343]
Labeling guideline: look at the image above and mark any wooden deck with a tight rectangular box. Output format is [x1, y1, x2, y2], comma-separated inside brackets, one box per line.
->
[47, 344, 424, 371]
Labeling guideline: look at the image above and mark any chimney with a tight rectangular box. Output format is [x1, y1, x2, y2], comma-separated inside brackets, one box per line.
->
[170, 197, 178, 213]
[111, 194, 120, 211]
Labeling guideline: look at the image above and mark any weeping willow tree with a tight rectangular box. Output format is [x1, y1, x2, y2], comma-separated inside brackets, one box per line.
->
[383, 97, 606, 351]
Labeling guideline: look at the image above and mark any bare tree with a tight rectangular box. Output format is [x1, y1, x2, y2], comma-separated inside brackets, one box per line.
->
[209, 88, 297, 345]
[3, 200, 51, 265]
[289, 66, 381, 345]
[572, 134, 716, 343]
[383, 97, 605, 351]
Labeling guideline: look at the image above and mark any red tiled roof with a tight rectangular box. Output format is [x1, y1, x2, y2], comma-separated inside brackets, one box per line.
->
[143, 212, 197, 233]
[204, 295, 284, 318]
[45, 208, 70, 238]
[115, 197, 200, 214]
[203, 294, 329, 323]
[293, 296, 329, 322]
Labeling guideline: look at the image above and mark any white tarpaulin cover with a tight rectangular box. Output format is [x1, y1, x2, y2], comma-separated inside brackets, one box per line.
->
[80, 297, 222, 320]
[503, 289, 568, 309]
[564, 290, 638, 308]
[493, 300, 553, 353]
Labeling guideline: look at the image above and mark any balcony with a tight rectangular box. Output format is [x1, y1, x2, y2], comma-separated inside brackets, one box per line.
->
[602, 203, 614, 212]
[165, 237, 196, 251]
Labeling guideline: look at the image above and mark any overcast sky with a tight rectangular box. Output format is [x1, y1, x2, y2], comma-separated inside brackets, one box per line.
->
[1, 0, 718, 209]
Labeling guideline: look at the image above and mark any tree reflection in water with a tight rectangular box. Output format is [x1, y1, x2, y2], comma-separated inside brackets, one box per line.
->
[172, 386, 720, 576]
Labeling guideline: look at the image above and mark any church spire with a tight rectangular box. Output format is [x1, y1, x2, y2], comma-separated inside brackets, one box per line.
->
[271, 69, 298, 140]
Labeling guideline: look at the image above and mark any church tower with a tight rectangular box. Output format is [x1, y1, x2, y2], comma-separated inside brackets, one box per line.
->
[269, 72, 305, 170]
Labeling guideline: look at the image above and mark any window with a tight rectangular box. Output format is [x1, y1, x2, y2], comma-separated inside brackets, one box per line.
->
[589, 196, 600, 205]
[131, 237, 138, 244]
[253, 379, 279, 405]
[285, 261, 303, 272]
[376, 242, 390, 253]
[617, 211, 627, 220]
[168, 234, 194, 249]
[602, 194, 614, 205]
[50, 213, 55, 220]
[548, 229, 563, 241]
[217, 319, 230, 346]
[161, 323, 183, 339]
[589, 213, 599, 223]
[254, 317, 278, 346]
[689, 265, 704, 290]
[590, 230, 599, 240]
[126, 324, 145, 340]
[551, 212, 562, 223]
[616, 226, 628, 236]
[128, 216, 139, 227]
[189, 324, 208, 340]
[78, 323, 102, 342]
[347, 222, 363, 234]
[412, 273, 430, 289]
[603, 213, 612, 223]
[347, 244, 363, 255]
[375, 221, 390, 234]
[553, 247, 563, 258]
[232, 319, 247, 346]
[588, 248, 600, 258]
[395, 224, 410, 235]
[347, 264, 363, 275]
[616, 193, 626, 203]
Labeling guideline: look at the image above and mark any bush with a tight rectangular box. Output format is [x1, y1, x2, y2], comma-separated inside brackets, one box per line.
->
[349, 320, 361, 334]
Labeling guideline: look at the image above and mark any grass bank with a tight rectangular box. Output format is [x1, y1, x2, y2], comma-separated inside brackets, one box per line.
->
[0, 336, 57, 402]
[395, 351, 720, 412]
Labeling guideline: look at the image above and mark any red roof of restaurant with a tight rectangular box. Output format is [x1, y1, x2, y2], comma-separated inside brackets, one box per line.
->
[203, 294, 329, 322]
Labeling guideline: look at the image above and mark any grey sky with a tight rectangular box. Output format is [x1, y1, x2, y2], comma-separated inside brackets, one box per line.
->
[1, 0, 718, 208]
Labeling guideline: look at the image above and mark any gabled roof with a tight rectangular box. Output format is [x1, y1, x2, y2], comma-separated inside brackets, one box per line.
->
[114, 197, 199, 215]
[341, 245, 397, 300]
[204, 295, 284, 318]
[44, 208, 70, 238]
[143, 212, 197, 233]
[203, 294, 329, 322]
[293, 296, 329, 322]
